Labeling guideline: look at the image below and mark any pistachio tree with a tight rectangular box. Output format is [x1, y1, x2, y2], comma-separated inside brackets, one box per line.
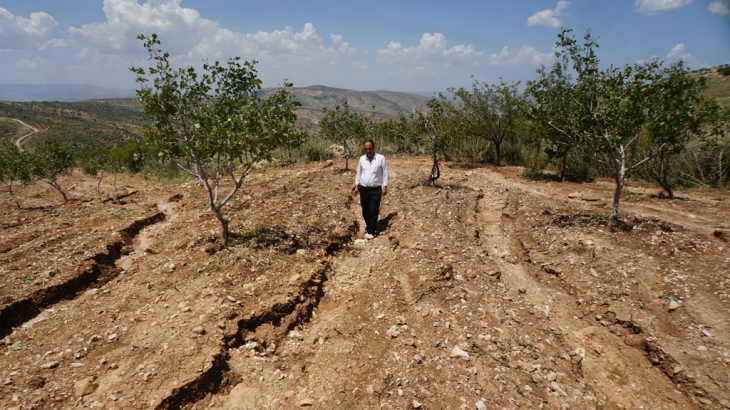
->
[526, 29, 711, 219]
[0, 143, 33, 208]
[319, 100, 370, 170]
[450, 78, 524, 166]
[32, 139, 73, 202]
[130, 34, 303, 244]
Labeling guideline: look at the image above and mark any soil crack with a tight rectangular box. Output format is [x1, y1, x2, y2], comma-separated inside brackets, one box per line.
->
[155, 221, 358, 410]
[0, 211, 165, 339]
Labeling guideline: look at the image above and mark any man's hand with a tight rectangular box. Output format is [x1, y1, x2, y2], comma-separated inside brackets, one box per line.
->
[352, 186, 359, 197]
[382, 186, 388, 196]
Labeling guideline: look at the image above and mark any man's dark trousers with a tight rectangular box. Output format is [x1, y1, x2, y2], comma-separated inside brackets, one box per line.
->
[359, 186, 382, 235]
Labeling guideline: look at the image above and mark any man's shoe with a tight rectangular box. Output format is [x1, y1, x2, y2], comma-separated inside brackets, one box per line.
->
[364, 233, 374, 240]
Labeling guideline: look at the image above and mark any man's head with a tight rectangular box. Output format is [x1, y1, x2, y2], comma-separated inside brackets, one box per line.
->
[363, 140, 375, 159]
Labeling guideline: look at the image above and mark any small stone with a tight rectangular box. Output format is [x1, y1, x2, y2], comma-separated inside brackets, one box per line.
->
[3, 378, 11, 385]
[386, 325, 400, 338]
[668, 301, 680, 312]
[168, 263, 176, 272]
[697, 346, 708, 352]
[74, 377, 97, 397]
[673, 365, 683, 375]
[288, 274, 302, 285]
[289, 330, 304, 340]
[296, 249, 307, 256]
[475, 400, 488, 410]
[702, 330, 712, 337]
[217, 321, 226, 329]
[70, 363, 84, 368]
[532, 374, 544, 383]
[227, 296, 237, 303]
[450, 346, 470, 360]
[107, 334, 118, 342]
[192, 326, 205, 335]
[413, 399, 423, 408]
[40, 361, 60, 369]
[298, 398, 313, 407]
[367, 385, 374, 395]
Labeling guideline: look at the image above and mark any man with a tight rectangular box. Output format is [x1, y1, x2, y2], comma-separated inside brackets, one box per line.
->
[353, 140, 389, 239]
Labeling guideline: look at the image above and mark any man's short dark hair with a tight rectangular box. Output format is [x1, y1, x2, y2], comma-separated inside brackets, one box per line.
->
[364, 139, 375, 148]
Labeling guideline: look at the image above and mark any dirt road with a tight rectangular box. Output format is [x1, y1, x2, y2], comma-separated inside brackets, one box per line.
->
[3, 117, 39, 151]
[1, 157, 728, 409]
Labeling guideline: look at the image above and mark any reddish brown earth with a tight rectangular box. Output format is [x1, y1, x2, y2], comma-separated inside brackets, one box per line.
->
[1, 157, 729, 410]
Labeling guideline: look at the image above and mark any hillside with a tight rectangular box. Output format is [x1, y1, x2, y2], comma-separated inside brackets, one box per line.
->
[0, 158, 728, 409]
[696, 67, 730, 111]
[267, 86, 432, 130]
[0, 86, 431, 147]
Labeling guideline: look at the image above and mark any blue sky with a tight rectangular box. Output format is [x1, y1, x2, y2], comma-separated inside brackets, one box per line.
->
[1, 0, 729, 93]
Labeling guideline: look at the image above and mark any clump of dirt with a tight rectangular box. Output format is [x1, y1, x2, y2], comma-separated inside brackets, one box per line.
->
[1, 158, 729, 410]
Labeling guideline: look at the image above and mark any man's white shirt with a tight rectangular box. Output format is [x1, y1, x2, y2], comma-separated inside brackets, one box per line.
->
[355, 153, 389, 188]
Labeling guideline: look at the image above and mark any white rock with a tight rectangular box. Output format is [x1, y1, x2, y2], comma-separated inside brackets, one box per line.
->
[413, 399, 423, 408]
[475, 400, 488, 410]
[386, 325, 400, 338]
[289, 330, 304, 340]
[450, 346, 470, 360]
[668, 301, 680, 311]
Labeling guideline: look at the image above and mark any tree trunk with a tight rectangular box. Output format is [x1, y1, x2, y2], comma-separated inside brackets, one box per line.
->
[560, 155, 568, 182]
[429, 153, 440, 185]
[611, 148, 627, 220]
[495, 141, 502, 166]
[96, 175, 102, 195]
[5, 182, 21, 209]
[47, 180, 68, 202]
[212, 207, 230, 245]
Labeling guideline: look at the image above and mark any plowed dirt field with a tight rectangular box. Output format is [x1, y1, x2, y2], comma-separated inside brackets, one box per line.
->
[1, 156, 729, 410]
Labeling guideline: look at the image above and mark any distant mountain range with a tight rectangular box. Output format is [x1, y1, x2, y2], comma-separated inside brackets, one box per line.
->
[0, 84, 434, 129]
[0, 84, 137, 102]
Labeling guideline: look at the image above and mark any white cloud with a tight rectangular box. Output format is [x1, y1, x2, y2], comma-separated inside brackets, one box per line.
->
[0, 7, 58, 50]
[527, 1, 570, 27]
[39, 38, 71, 51]
[375, 32, 481, 63]
[489, 46, 554, 66]
[666, 43, 695, 62]
[15, 56, 52, 69]
[635, 0, 693, 15]
[67, 0, 356, 65]
[708, 0, 730, 15]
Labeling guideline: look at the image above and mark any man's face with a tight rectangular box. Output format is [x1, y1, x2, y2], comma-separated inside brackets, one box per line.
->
[364, 142, 374, 157]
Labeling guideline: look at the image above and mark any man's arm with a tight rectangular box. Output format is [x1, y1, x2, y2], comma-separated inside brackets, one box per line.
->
[381, 156, 389, 196]
[353, 156, 362, 196]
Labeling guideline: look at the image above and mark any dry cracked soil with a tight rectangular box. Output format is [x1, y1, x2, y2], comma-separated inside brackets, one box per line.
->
[1, 156, 729, 410]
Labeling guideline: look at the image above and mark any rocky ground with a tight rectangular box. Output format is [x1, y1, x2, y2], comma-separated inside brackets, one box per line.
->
[0, 156, 728, 410]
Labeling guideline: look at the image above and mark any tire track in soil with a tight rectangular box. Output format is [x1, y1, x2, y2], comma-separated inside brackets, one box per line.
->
[0, 210, 166, 339]
[154, 221, 359, 410]
[470, 178, 699, 409]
